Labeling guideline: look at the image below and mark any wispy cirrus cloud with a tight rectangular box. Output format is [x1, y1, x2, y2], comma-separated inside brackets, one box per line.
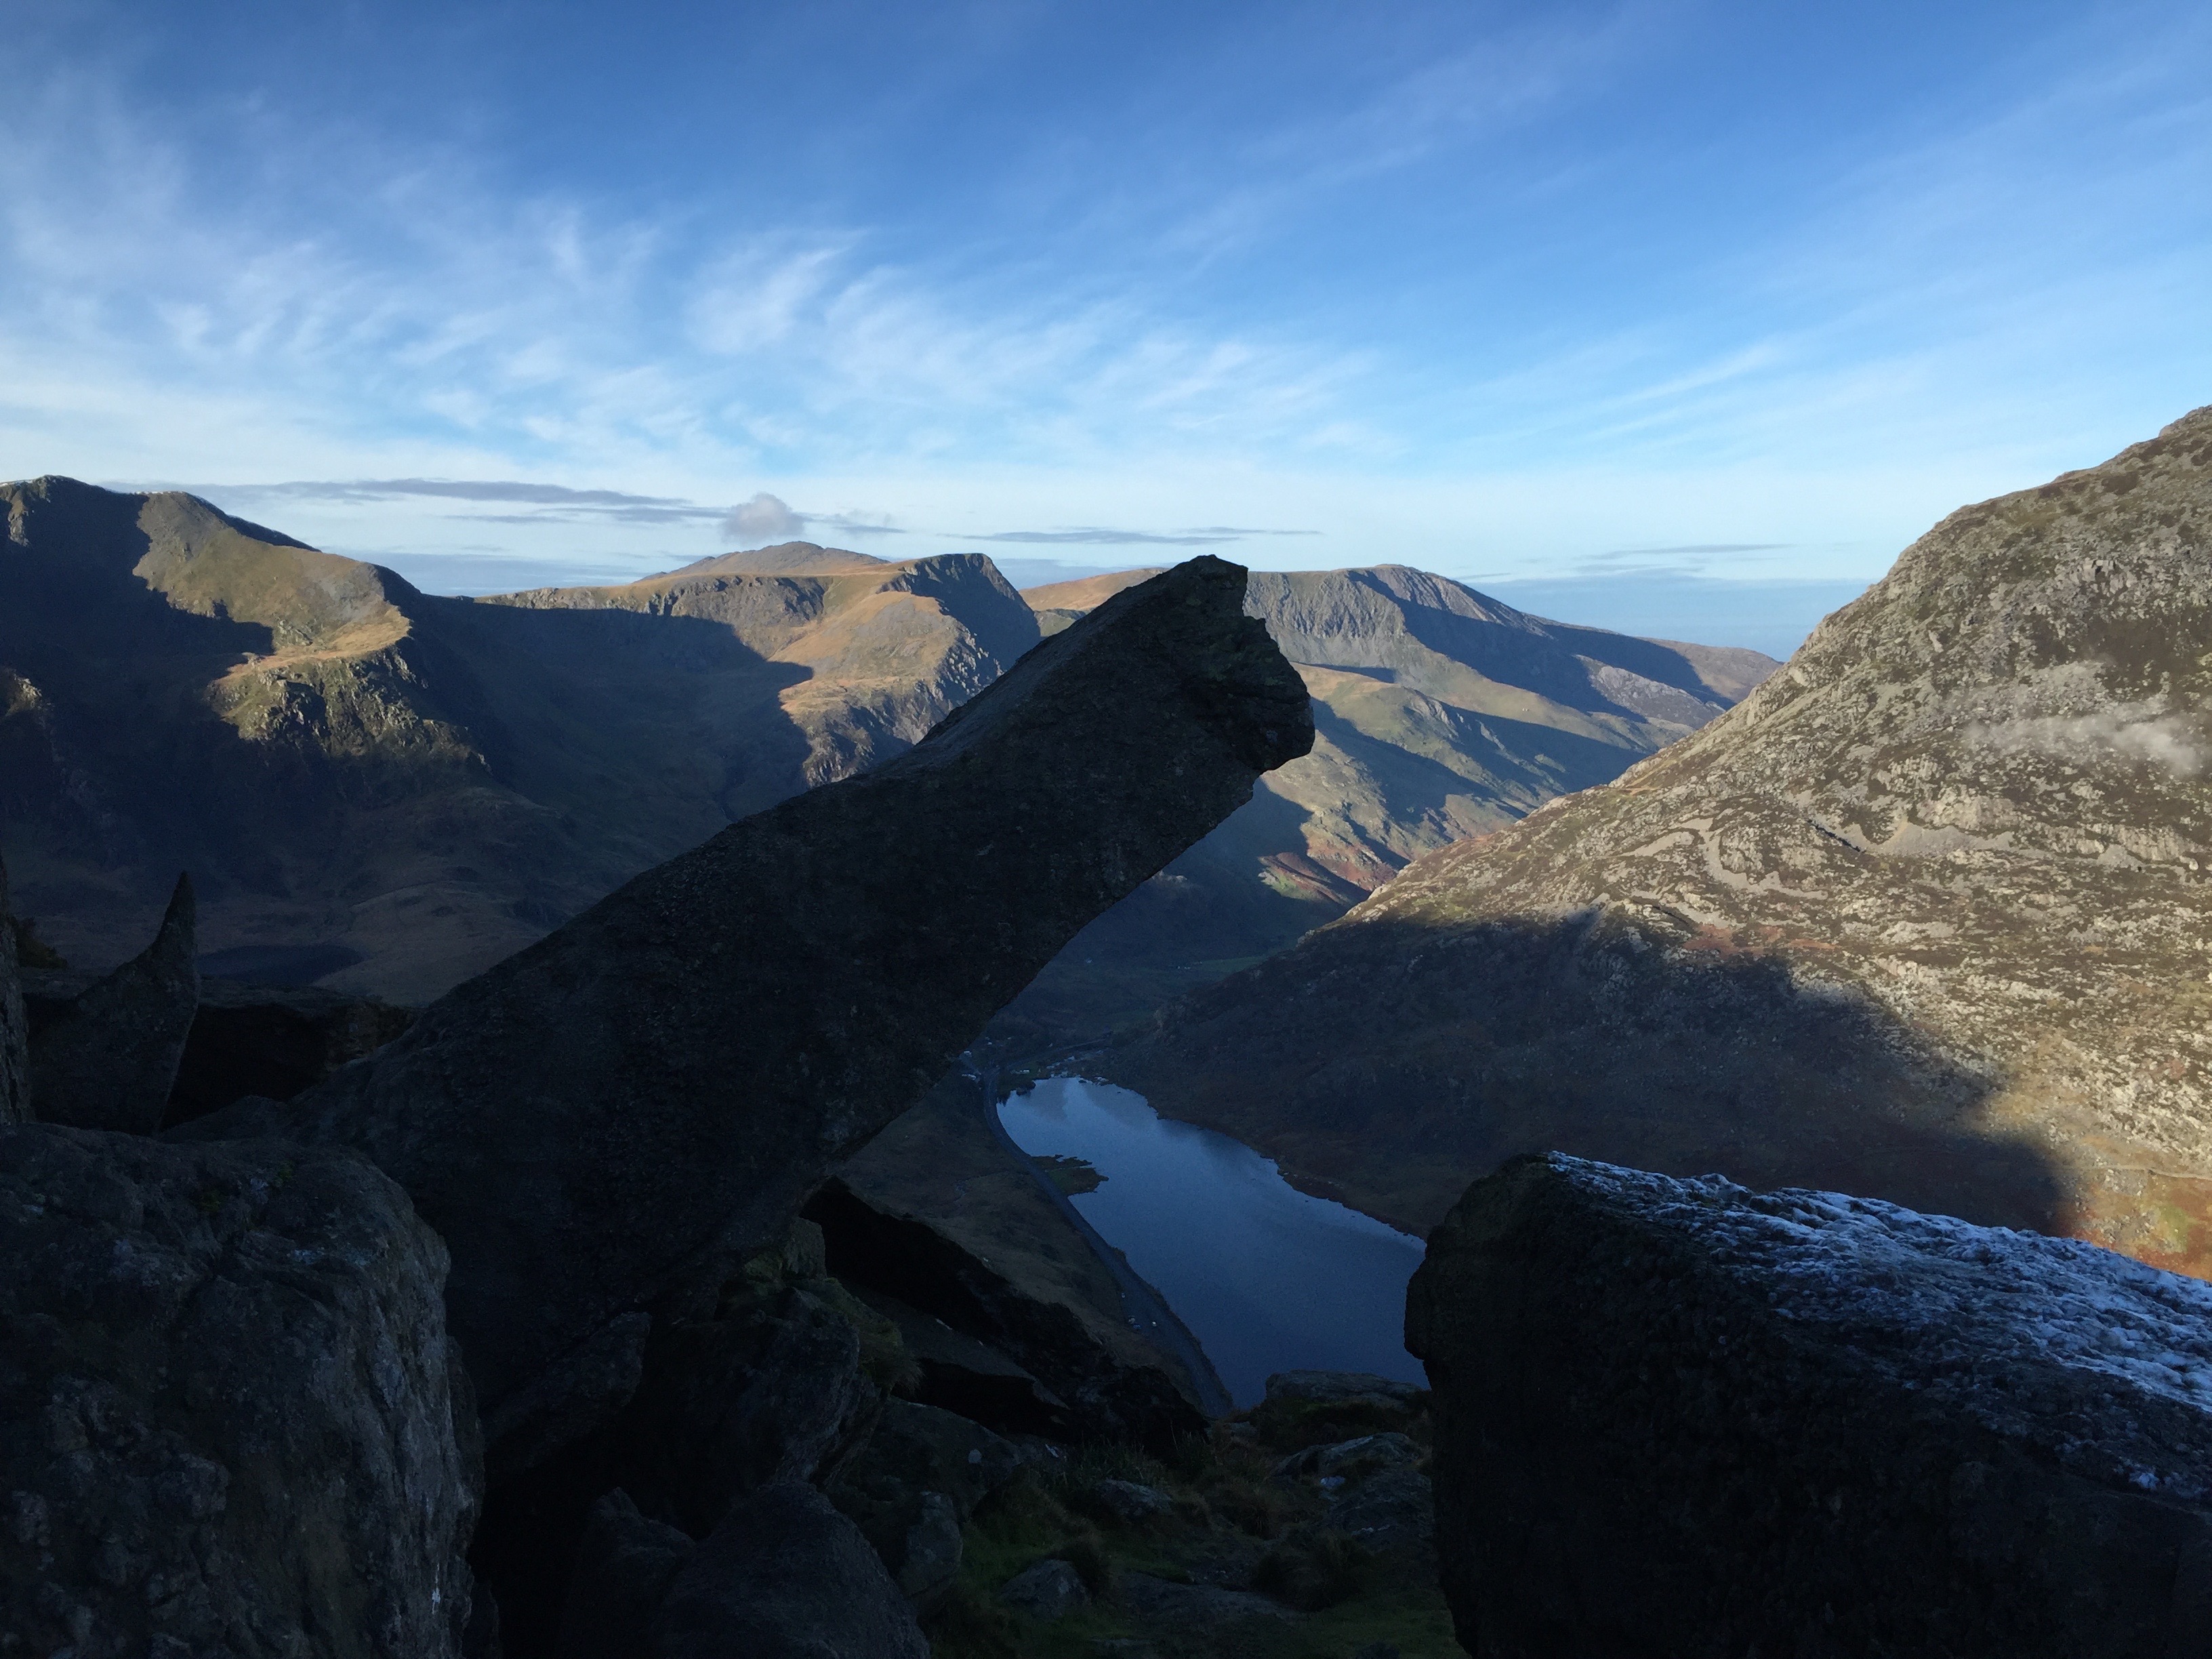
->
[980, 527, 1240, 547]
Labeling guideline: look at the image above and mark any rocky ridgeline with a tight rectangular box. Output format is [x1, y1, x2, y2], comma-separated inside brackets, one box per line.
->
[1, 559, 1311, 1656]
[0, 478, 1044, 1002]
[1113, 407, 2212, 1256]
[1410, 1153, 2212, 1656]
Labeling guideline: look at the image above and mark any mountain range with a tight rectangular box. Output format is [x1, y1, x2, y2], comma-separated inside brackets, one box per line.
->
[0, 477, 1770, 1029]
[993, 565, 1776, 1044]
[1, 480, 1035, 1000]
[1107, 405, 2212, 1277]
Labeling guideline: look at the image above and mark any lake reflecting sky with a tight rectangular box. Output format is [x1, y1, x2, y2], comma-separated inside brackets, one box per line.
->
[998, 1076, 1427, 1407]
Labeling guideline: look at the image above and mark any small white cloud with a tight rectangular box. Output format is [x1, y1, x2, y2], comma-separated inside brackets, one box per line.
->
[724, 491, 806, 544]
[1967, 708, 2206, 778]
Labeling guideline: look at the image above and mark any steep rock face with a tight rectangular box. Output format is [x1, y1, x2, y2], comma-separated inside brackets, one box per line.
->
[222, 556, 1305, 1471]
[1407, 1153, 2212, 1657]
[1, 858, 26, 1126]
[0, 1123, 478, 1658]
[29, 872, 199, 1132]
[1114, 409, 2212, 1257]
[1000, 563, 1774, 1046]
[165, 977, 417, 1128]
[0, 481, 1039, 1001]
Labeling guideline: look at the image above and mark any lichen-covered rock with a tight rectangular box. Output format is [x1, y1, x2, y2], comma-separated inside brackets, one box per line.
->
[653, 1480, 928, 1659]
[1406, 1152, 2212, 1658]
[30, 873, 198, 1133]
[0, 1122, 478, 1658]
[239, 555, 1304, 1473]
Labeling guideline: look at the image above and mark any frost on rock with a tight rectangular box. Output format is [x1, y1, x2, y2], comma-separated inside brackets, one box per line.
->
[1569, 1155, 2212, 1498]
[1407, 1150, 2212, 1659]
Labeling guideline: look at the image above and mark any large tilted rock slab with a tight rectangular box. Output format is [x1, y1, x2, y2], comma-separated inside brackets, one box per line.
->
[1406, 1153, 2212, 1658]
[0, 1123, 479, 1658]
[255, 554, 1309, 1466]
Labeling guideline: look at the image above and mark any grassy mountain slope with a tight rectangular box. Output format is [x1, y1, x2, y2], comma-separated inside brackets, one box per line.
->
[990, 566, 1778, 1047]
[1107, 407, 2212, 1276]
[0, 478, 1037, 1000]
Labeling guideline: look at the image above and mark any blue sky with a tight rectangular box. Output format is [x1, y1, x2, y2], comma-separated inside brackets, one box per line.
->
[2, 1, 2206, 655]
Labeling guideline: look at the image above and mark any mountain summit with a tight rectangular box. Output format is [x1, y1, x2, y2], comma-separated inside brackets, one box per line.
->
[1111, 406, 2212, 1271]
[0, 480, 1036, 998]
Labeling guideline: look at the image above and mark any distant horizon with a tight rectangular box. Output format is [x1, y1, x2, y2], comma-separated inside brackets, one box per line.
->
[7, 1, 2205, 659]
[348, 535, 1862, 661]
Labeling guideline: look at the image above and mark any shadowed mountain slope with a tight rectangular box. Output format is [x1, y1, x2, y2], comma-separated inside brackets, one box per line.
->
[0, 481, 1036, 1000]
[1109, 406, 2212, 1273]
[992, 565, 1778, 1046]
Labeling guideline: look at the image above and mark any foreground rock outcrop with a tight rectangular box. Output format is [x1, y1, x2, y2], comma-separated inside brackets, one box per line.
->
[1114, 407, 2212, 1258]
[1408, 1153, 2212, 1657]
[236, 554, 1305, 1478]
[0, 1123, 478, 1657]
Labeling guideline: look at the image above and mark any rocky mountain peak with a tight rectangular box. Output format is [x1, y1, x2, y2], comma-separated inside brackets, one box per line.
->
[1109, 406, 2212, 1269]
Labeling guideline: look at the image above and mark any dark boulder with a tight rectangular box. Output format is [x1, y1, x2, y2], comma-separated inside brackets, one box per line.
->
[0, 1121, 478, 1658]
[167, 977, 416, 1128]
[653, 1480, 928, 1659]
[1406, 1152, 2212, 1658]
[807, 1174, 1207, 1446]
[998, 1557, 1092, 1622]
[598, 1279, 883, 1531]
[827, 1398, 1023, 1601]
[470, 1252, 890, 1656]
[213, 555, 1306, 1473]
[856, 1283, 1076, 1435]
[29, 872, 199, 1133]
[1, 857, 26, 1126]
[554, 1490, 695, 1659]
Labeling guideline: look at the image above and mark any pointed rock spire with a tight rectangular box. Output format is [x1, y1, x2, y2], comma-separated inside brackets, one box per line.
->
[32, 872, 200, 1133]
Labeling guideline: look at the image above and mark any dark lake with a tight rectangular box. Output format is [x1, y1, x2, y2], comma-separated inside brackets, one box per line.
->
[996, 1076, 1429, 1408]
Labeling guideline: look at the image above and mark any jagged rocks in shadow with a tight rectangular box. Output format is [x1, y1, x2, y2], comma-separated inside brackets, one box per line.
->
[165, 977, 417, 1128]
[653, 1481, 928, 1659]
[0, 1121, 479, 1657]
[825, 1399, 1024, 1605]
[825, 1068, 1224, 1433]
[806, 1175, 1206, 1450]
[225, 553, 1304, 1482]
[1, 857, 27, 1126]
[554, 1490, 695, 1659]
[1406, 1153, 2212, 1658]
[472, 1254, 888, 1657]
[1112, 907, 2064, 1238]
[856, 1285, 1076, 1437]
[29, 873, 199, 1133]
